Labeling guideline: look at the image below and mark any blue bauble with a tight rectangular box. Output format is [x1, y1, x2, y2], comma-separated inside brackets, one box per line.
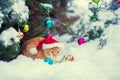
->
[9, 11, 18, 20]
[44, 58, 53, 65]
[44, 19, 53, 28]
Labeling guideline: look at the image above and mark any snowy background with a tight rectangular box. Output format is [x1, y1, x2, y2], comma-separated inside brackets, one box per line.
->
[0, 0, 120, 80]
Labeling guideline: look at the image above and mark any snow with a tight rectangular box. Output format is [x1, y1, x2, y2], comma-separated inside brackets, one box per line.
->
[11, 0, 29, 21]
[0, 0, 120, 80]
[0, 27, 20, 47]
[39, 3, 53, 9]
[0, 0, 29, 22]
[98, 10, 115, 22]
[0, 29, 120, 80]
[114, 8, 120, 19]
[90, 21, 105, 29]
[0, 24, 120, 80]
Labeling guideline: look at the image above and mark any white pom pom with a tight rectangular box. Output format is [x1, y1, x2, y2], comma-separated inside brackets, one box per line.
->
[29, 47, 38, 55]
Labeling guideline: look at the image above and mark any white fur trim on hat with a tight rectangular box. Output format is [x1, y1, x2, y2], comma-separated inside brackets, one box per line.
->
[42, 43, 64, 49]
[29, 47, 38, 55]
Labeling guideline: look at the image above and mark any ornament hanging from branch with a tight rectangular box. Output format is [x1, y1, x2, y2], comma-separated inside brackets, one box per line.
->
[8, 9, 30, 40]
[47, 33, 52, 38]
[39, 2, 53, 35]
[18, 30, 24, 40]
[92, 0, 100, 4]
[115, 0, 120, 4]
[23, 24, 30, 32]
[8, 10, 18, 20]
[44, 18, 53, 28]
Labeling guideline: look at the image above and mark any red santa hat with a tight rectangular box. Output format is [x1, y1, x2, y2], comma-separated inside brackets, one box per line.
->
[29, 38, 64, 55]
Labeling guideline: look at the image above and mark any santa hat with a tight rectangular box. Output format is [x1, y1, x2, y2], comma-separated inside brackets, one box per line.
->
[29, 38, 64, 55]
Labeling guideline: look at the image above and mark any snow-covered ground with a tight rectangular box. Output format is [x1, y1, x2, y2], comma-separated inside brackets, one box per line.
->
[0, 25, 120, 80]
[0, 0, 120, 80]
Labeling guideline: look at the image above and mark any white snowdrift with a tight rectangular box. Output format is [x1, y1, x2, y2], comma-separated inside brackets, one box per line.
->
[0, 25, 120, 80]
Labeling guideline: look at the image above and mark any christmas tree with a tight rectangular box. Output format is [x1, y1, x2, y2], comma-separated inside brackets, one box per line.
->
[23, 0, 78, 42]
[0, 0, 77, 61]
[0, 0, 29, 61]
[67, 0, 120, 43]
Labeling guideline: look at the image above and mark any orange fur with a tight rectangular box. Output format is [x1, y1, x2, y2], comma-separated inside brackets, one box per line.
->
[21, 37, 61, 60]
[22, 37, 45, 59]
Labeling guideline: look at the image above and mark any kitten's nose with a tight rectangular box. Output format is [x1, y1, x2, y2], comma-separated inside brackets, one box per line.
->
[53, 53, 57, 57]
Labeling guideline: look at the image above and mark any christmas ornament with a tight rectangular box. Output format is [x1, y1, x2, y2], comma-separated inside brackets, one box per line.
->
[66, 55, 74, 61]
[44, 18, 53, 28]
[78, 38, 85, 45]
[44, 57, 53, 65]
[92, 0, 100, 4]
[18, 31, 24, 40]
[9, 10, 18, 20]
[47, 33, 52, 38]
[115, 0, 120, 4]
[23, 24, 29, 32]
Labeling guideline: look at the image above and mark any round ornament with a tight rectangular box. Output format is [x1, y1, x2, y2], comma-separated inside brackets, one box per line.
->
[115, 0, 120, 4]
[66, 55, 74, 61]
[78, 38, 85, 45]
[18, 31, 24, 40]
[9, 10, 18, 20]
[92, 0, 100, 4]
[44, 57, 53, 65]
[47, 33, 52, 38]
[44, 19, 53, 28]
[23, 24, 29, 32]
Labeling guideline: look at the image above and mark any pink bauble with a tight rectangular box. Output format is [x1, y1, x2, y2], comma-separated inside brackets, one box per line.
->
[78, 38, 85, 45]
[47, 34, 52, 38]
[18, 31, 24, 40]
[115, 0, 120, 4]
